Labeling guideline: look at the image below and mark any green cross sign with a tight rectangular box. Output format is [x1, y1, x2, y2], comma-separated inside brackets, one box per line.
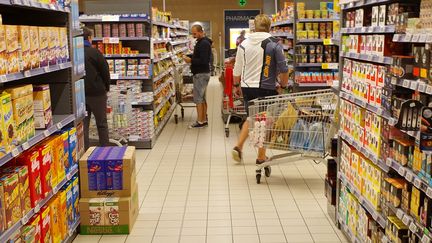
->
[239, 0, 247, 7]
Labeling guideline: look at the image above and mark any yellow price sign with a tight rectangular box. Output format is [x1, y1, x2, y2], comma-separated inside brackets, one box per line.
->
[323, 38, 333, 45]
[322, 63, 338, 69]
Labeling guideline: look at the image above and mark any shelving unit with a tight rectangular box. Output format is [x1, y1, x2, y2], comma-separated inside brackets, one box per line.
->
[336, 0, 432, 242]
[0, 0, 83, 241]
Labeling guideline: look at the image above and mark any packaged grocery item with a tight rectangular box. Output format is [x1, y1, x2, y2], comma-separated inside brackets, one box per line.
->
[0, 172, 21, 228]
[49, 196, 61, 243]
[68, 128, 78, 167]
[64, 181, 74, 229]
[52, 135, 66, 184]
[59, 27, 69, 63]
[5, 25, 19, 74]
[21, 225, 36, 243]
[59, 130, 71, 174]
[18, 26, 31, 71]
[37, 141, 54, 198]
[88, 198, 105, 226]
[17, 149, 43, 208]
[4, 166, 32, 217]
[0, 25, 7, 75]
[40, 205, 51, 243]
[0, 92, 13, 156]
[48, 27, 59, 66]
[58, 190, 67, 240]
[72, 175, 79, 221]
[27, 214, 41, 243]
[33, 84, 53, 129]
[29, 26, 40, 69]
[38, 27, 49, 67]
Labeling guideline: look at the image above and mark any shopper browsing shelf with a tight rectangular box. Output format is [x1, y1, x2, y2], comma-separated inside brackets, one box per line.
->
[231, 14, 289, 165]
[183, 25, 212, 129]
[83, 27, 110, 149]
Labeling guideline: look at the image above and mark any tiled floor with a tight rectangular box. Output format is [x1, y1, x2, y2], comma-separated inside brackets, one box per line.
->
[73, 77, 347, 243]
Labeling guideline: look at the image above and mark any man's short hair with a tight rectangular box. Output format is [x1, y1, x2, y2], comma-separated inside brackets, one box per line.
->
[254, 14, 271, 32]
[191, 24, 203, 32]
[83, 27, 93, 41]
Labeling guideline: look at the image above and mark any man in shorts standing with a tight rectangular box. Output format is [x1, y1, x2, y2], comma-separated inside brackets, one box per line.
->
[183, 25, 212, 128]
[231, 14, 289, 165]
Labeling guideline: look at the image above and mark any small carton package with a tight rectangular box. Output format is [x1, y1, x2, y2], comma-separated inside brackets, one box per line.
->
[33, 84, 53, 129]
[0, 25, 7, 75]
[5, 25, 19, 74]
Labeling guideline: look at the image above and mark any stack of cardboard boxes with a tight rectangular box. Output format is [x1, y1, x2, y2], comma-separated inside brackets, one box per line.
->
[79, 146, 138, 235]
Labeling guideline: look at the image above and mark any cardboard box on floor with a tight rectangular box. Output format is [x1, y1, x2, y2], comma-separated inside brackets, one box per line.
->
[79, 146, 136, 198]
[79, 183, 139, 234]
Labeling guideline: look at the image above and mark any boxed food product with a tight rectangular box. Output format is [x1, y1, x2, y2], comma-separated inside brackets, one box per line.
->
[4, 166, 32, 217]
[68, 127, 78, 167]
[72, 175, 80, 221]
[59, 130, 71, 174]
[379, 5, 387, 27]
[63, 181, 74, 229]
[18, 26, 31, 71]
[17, 149, 43, 208]
[27, 214, 41, 243]
[0, 25, 7, 75]
[33, 84, 53, 129]
[29, 26, 40, 69]
[59, 27, 69, 63]
[38, 27, 49, 67]
[5, 25, 19, 74]
[79, 184, 139, 234]
[58, 190, 67, 240]
[21, 225, 36, 243]
[49, 196, 61, 243]
[79, 146, 136, 198]
[52, 135, 66, 184]
[0, 172, 21, 228]
[48, 27, 59, 66]
[37, 142, 54, 198]
[40, 205, 51, 243]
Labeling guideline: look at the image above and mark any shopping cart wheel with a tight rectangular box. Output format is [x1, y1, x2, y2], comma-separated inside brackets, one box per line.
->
[225, 128, 229, 137]
[256, 169, 262, 184]
[174, 114, 178, 124]
[181, 108, 185, 118]
[264, 166, 271, 177]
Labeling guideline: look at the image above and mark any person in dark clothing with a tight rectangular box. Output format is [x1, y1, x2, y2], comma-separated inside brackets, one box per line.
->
[183, 25, 212, 129]
[83, 27, 110, 149]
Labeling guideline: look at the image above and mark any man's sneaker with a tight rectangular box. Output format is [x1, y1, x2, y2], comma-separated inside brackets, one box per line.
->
[256, 157, 269, 165]
[203, 121, 209, 127]
[232, 146, 242, 164]
[189, 121, 207, 129]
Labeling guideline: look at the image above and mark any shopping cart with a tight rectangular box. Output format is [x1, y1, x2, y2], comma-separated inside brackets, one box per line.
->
[248, 89, 337, 184]
[222, 66, 247, 137]
[174, 74, 196, 123]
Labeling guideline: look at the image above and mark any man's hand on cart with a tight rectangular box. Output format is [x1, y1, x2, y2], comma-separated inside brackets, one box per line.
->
[233, 85, 242, 98]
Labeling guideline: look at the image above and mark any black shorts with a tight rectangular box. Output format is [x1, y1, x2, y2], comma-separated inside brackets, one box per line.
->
[242, 88, 278, 116]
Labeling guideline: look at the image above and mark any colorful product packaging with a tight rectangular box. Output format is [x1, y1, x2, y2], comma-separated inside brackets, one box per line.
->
[72, 175, 80, 222]
[29, 26, 40, 69]
[38, 27, 49, 67]
[37, 142, 54, 198]
[0, 172, 21, 228]
[40, 205, 51, 243]
[58, 190, 67, 240]
[18, 25, 31, 71]
[27, 213, 41, 243]
[16, 149, 43, 208]
[0, 25, 7, 75]
[33, 84, 53, 129]
[5, 25, 20, 74]
[21, 225, 36, 243]
[68, 127, 78, 167]
[49, 196, 61, 243]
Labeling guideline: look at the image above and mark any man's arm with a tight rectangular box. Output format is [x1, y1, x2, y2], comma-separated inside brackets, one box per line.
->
[191, 41, 211, 66]
[96, 51, 111, 92]
[232, 47, 244, 86]
[275, 44, 289, 88]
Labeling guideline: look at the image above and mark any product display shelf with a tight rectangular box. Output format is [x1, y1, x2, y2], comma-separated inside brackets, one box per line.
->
[341, 52, 393, 64]
[4, 0, 70, 12]
[0, 114, 75, 170]
[0, 165, 78, 242]
[80, 17, 150, 23]
[391, 78, 432, 95]
[153, 38, 171, 44]
[341, 25, 395, 34]
[339, 92, 396, 122]
[155, 91, 175, 116]
[393, 33, 432, 43]
[339, 173, 387, 228]
[171, 39, 189, 46]
[174, 25, 188, 31]
[341, 0, 391, 10]
[109, 74, 151, 80]
[271, 19, 294, 27]
[153, 20, 175, 29]
[104, 53, 151, 58]
[296, 82, 332, 87]
[154, 78, 174, 96]
[92, 36, 150, 42]
[154, 67, 173, 83]
[0, 62, 72, 84]
[62, 217, 81, 243]
[272, 33, 294, 38]
[154, 53, 173, 63]
[297, 62, 338, 67]
[154, 102, 177, 133]
[298, 18, 339, 23]
[338, 217, 362, 243]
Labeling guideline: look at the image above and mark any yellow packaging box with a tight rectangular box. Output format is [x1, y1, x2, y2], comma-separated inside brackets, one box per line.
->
[0, 92, 16, 150]
[58, 190, 68, 240]
[49, 196, 61, 243]
[0, 25, 6, 75]
[38, 27, 49, 67]
[29, 26, 40, 69]
[18, 26, 31, 71]
[5, 25, 19, 74]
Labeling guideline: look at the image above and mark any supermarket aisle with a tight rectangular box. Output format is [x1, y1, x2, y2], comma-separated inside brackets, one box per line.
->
[74, 77, 347, 243]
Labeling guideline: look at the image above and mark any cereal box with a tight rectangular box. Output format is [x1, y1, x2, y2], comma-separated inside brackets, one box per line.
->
[5, 85, 33, 145]
[33, 84, 51, 111]
[27, 214, 41, 243]
[0, 173, 21, 228]
[88, 198, 105, 226]
[3, 166, 32, 216]
[52, 135, 65, 184]
[29, 26, 40, 69]
[16, 149, 43, 208]
[40, 205, 51, 243]
[49, 196, 61, 243]
[0, 25, 7, 75]
[21, 225, 36, 243]
[43, 138, 59, 187]
[104, 197, 120, 226]
[68, 127, 77, 166]
[37, 142, 54, 198]
[48, 27, 58, 66]
[0, 96, 7, 158]
[58, 190, 67, 240]
[87, 147, 110, 191]
[5, 25, 19, 73]
[18, 26, 31, 71]
[72, 175, 79, 221]
[64, 181, 74, 229]
[59, 27, 69, 63]
[59, 130, 71, 174]
[38, 27, 49, 67]
[0, 181, 5, 234]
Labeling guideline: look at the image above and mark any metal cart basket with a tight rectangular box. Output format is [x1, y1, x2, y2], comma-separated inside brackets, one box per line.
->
[248, 89, 337, 184]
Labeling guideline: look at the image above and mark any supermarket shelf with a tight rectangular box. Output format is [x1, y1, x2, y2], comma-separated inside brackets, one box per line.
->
[0, 114, 75, 169]
[62, 218, 80, 243]
[154, 53, 173, 63]
[298, 18, 338, 23]
[339, 91, 397, 124]
[171, 39, 189, 46]
[174, 32, 189, 37]
[0, 165, 78, 242]
[341, 25, 395, 34]
[153, 38, 171, 44]
[341, 0, 391, 10]
[154, 78, 174, 96]
[110, 74, 151, 80]
[174, 47, 189, 55]
[339, 131, 390, 173]
[104, 53, 150, 58]
[296, 38, 325, 43]
[72, 29, 83, 37]
[155, 92, 175, 115]
[392, 78, 432, 95]
[155, 102, 177, 135]
[296, 63, 338, 68]
[272, 33, 294, 38]
[393, 33, 432, 43]
[154, 67, 173, 82]
[153, 21, 175, 28]
[0, 62, 72, 84]
[80, 16, 150, 23]
[174, 25, 189, 31]
[271, 19, 294, 27]
[342, 52, 393, 64]
[339, 173, 387, 228]
[131, 101, 153, 106]
[338, 217, 362, 243]
[296, 82, 330, 87]
[93, 37, 150, 43]
[5, 0, 69, 12]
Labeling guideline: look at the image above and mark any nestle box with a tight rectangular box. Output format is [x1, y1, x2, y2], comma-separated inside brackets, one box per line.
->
[79, 146, 136, 198]
[79, 183, 139, 235]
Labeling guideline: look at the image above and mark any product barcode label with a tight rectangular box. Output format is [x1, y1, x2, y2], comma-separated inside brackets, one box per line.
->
[414, 178, 422, 188]
[403, 79, 410, 88]
[0, 75, 7, 82]
[396, 209, 404, 219]
[427, 188, 432, 198]
[56, 122, 63, 129]
[410, 81, 418, 90]
[420, 34, 427, 42]
[386, 158, 392, 167]
[412, 34, 421, 42]
[21, 214, 29, 225]
[398, 167, 406, 176]
[402, 215, 411, 225]
[405, 172, 414, 182]
[418, 83, 427, 92]
[426, 85, 432, 94]
[102, 15, 120, 22]
[409, 222, 418, 233]
[11, 148, 20, 157]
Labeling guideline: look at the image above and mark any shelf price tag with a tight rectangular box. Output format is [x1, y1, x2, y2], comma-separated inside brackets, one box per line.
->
[405, 171, 414, 182]
[110, 73, 119, 80]
[56, 122, 63, 130]
[409, 222, 418, 233]
[420, 34, 427, 43]
[412, 34, 421, 42]
[393, 34, 400, 42]
[44, 130, 50, 137]
[103, 37, 119, 44]
[0, 75, 7, 83]
[11, 148, 20, 157]
[422, 235, 431, 243]
[21, 214, 29, 225]
[403, 79, 410, 88]
[418, 82, 427, 92]
[404, 34, 413, 42]
[323, 38, 333, 45]
[398, 166, 406, 176]
[386, 158, 392, 167]
[23, 70, 31, 77]
[44, 66, 50, 73]
[414, 178, 422, 188]
[426, 85, 432, 94]
[396, 209, 404, 220]
[427, 188, 432, 198]
[49, 3, 56, 10]
[410, 81, 418, 90]
[102, 15, 120, 22]
[53, 185, 59, 194]
[22, 142, 30, 151]
[402, 215, 411, 225]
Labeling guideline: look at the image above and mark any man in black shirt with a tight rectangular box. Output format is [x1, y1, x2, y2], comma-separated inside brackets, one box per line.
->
[183, 25, 212, 128]
[83, 27, 110, 148]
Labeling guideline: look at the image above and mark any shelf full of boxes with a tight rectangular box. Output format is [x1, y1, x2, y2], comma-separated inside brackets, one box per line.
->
[336, 0, 432, 242]
[0, 0, 84, 242]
